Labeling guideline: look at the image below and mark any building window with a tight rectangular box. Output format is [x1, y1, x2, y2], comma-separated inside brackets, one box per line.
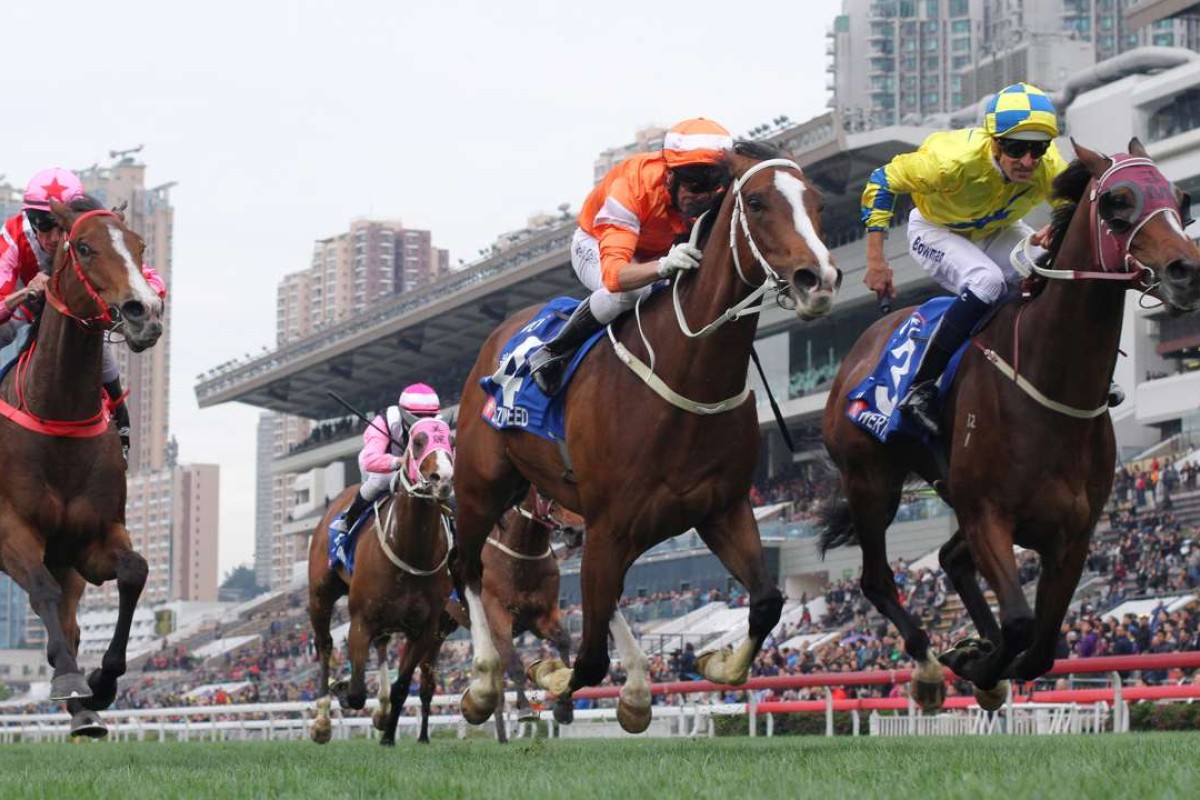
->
[925, 0, 938, 17]
[1147, 88, 1200, 143]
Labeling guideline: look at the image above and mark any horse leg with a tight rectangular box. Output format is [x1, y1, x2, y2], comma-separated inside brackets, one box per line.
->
[416, 638, 440, 745]
[939, 529, 1001, 644]
[692, 501, 784, 686]
[380, 637, 418, 747]
[949, 508, 1032, 702]
[55, 569, 105, 738]
[1008, 535, 1090, 682]
[0, 528, 89, 700]
[371, 637, 391, 732]
[341, 619, 372, 710]
[307, 572, 342, 744]
[78, 532, 148, 712]
[837, 471, 945, 711]
[547, 614, 574, 725]
[610, 610, 653, 734]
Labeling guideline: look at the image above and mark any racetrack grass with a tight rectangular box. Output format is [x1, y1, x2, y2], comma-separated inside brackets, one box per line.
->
[0, 733, 1195, 800]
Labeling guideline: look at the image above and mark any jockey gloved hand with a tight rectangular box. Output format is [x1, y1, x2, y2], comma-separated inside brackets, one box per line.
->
[657, 242, 702, 279]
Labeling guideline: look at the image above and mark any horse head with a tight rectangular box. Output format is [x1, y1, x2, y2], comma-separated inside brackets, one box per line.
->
[1073, 138, 1200, 312]
[46, 198, 164, 351]
[725, 142, 842, 321]
[404, 417, 455, 502]
[537, 494, 585, 551]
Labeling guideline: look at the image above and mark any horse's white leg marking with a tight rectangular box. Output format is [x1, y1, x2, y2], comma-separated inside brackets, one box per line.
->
[610, 610, 650, 706]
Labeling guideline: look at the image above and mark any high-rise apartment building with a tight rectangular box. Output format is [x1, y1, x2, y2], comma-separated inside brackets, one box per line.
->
[259, 219, 448, 588]
[592, 126, 666, 183]
[830, 0, 1200, 128]
[171, 464, 220, 602]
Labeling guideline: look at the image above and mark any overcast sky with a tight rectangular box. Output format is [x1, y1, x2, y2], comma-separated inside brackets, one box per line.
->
[4, 0, 842, 579]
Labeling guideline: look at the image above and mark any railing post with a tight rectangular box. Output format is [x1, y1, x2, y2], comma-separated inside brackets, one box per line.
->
[1111, 671, 1124, 733]
[748, 691, 757, 737]
[851, 709, 860, 736]
[825, 687, 834, 737]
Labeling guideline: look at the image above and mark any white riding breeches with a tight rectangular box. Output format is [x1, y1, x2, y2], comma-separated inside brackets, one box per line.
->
[905, 208, 1034, 304]
[571, 228, 654, 325]
[358, 469, 394, 502]
[102, 341, 119, 384]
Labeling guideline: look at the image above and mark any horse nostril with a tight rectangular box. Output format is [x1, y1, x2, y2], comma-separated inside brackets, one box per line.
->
[429, 472, 440, 484]
[122, 300, 147, 322]
[1166, 260, 1196, 285]
[792, 269, 818, 292]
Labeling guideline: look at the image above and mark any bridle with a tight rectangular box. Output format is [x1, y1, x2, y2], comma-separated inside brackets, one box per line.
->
[42, 210, 122, 331]
[487, 494, 572, 561]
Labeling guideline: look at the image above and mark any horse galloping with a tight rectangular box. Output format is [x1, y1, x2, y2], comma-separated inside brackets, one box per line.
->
[0, 198, 164, 737]
[453, 141, 842, 732]
[307, 416, 458, 746]
[820, 139, 1200, 710]
[482, 487, 583, 727]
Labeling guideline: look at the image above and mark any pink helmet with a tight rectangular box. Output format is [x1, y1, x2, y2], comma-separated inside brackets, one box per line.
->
[398, 383, 440, 416]
[23, 168, 86, 212]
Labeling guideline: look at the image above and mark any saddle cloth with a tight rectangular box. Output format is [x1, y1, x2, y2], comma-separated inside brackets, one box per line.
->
[327, 503, 380, 575]
[479, 297, 606, 442]
[846, 296, 969, 443]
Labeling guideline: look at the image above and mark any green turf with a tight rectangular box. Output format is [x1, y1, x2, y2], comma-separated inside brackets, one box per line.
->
[0, 734, 1196, 800]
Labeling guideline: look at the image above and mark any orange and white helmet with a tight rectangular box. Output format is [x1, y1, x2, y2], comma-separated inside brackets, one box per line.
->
[662, 118, 733, 169]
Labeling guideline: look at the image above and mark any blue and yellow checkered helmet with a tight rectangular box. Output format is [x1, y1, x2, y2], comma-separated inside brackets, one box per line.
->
[984, 82, 1058, 141]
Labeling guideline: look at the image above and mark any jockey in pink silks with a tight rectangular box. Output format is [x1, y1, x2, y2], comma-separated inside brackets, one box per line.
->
[0, 167, 167, 465]
[329, 383, 442, 549]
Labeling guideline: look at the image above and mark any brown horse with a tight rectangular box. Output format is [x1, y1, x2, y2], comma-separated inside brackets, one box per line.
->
[452, 141, 842, 732]
[0, 198, 164, 737]
[306, 416, 457, 746]
[820, 139, 1200, 710]
[482, 487, 584, 727]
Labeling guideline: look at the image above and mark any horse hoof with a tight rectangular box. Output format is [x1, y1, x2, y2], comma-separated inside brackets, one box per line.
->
[616, 698, 652, 734]
[975, 680, 1009, 712]
[379, 736, 395, 748]
[696, 649, 749, 686]
[69, 709, 107, 739]
[910, 678, 946, 713]
[372, 707, 390, 732]
[516, 704, 538, 722]
[310, 718, 333, 745]
[553, 700, 574, 726]
[526, 658, 566, 687]
[50, 672, 93, 702]
[461, 687, 496, 726]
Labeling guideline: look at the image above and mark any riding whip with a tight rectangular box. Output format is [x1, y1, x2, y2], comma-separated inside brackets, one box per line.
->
[326, 390, 405, 452]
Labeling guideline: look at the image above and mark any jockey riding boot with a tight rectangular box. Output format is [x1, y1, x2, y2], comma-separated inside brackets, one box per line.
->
[1108, 381, 1125, 407]
[898, 288, 992, 438]
[331, 492, 373, 536]
[103, 379, 131, 468]
[528, 298, 603, 395]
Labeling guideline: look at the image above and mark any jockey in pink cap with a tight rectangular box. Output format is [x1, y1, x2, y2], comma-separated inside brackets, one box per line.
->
[0, 167, 167, 465]
[330, 383, 442, 546]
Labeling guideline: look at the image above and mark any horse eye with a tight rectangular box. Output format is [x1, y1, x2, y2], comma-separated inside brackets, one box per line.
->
[76, 242, 92, 258]
[1108, 217, 1133, 234]
[747, 195, 765, 212]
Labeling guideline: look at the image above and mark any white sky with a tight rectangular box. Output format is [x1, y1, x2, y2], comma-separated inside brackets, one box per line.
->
[4, 0, 842, 579]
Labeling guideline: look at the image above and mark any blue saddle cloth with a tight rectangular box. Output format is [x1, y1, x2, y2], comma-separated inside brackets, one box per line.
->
[846, 297, 969, 444]
[327, 504, 379, 575]
[479, 297, 607, 442]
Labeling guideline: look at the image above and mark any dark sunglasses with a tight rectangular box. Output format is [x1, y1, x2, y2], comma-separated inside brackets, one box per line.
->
[25, 211, 59, 234]
[997, 138, 1050, 160]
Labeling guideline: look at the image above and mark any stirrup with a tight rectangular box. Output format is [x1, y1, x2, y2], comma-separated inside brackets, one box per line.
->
[530, 351, 568, 395]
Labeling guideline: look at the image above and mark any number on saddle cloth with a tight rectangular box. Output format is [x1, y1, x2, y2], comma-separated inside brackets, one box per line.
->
[479, 296, 607, 441]
[844, 296, 972, 444]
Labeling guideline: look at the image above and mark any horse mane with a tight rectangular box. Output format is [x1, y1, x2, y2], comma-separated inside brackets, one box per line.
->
[1039, 160, 1092, 267]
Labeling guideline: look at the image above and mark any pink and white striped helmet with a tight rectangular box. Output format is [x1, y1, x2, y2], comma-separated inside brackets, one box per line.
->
[398, 383, 440, 416]
[23, 167, 86, 212]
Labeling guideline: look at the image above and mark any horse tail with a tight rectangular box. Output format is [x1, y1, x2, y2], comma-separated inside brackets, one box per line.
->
[816, 497, 858, 556]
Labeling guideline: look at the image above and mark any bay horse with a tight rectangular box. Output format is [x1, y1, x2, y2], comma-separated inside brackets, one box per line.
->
[0, 198, 164, 737]
[452, 141, 842, 732]
[306, 416, 458, 746]
[820, 139, 1200, 711]
[482, 486, 584, 727]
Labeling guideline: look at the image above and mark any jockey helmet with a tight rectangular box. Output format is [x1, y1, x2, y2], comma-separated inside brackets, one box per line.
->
[22, 167, 86, 212]
[398, 383, 440, 417]
[662, 118, 733, 169]
[984, 83, 1058, 142]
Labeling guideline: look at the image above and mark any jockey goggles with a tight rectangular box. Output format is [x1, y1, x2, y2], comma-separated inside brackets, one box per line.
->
[672, 164, 728, 194]
[25, 210, 59, 234]
[996, 138, 1050, 160]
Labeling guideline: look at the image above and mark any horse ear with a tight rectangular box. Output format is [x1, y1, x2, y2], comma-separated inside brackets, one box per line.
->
[1128, 137, 1148, 158]
[1071, 138, 1110, 178]
[48, 198, 77, 232]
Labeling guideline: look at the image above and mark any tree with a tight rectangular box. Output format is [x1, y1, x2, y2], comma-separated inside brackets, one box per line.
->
[219, 566, 266, 602]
